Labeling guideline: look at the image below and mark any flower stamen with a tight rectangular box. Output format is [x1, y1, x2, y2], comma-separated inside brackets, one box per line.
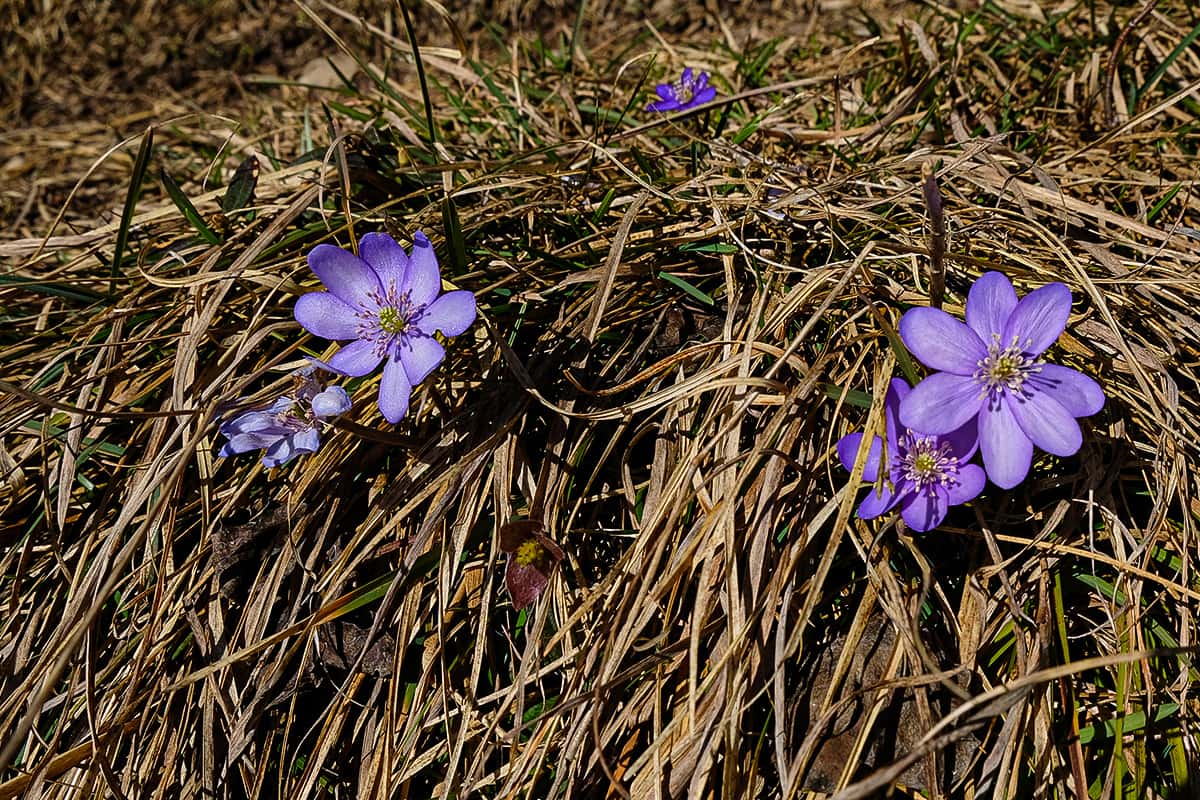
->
[897, 432, 959, 491]
[974, 334, 1043, 398]
[673, 76, 696, 104]
[515, 538, 544, 567]
[378, 306, 406, 334]
[356, 286, 423, 357]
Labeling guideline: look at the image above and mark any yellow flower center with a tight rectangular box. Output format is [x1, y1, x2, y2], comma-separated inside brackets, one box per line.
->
[912, 452, 937, 475]
[515, 538, 544, 567]
[378, 306, 406, 334]
[899, 433, 959, 489]
[975, 335, 1043, 396]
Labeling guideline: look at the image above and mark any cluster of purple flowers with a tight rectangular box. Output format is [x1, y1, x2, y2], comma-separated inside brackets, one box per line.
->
[221, 62, 715, 468]
[217, 231, 476, 467]
[212, 71, 1107, 606]
[294, 231, 477, 424]
[838, 271, 1105, 531]
[218, 368, 351, 468]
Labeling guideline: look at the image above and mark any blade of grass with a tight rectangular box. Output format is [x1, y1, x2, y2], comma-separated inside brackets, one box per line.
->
[0, 275, 106, 305]
[399, 0, 468, 274]
[1136, 20, 1200, 100]
[1077, 704, 1179, 745]
[220, 156, 259, 213]
[658, 271, 715, 306]
[160, 169, 221, 245]
[109, 127, 154, 296]
[821, 383, 874, 409]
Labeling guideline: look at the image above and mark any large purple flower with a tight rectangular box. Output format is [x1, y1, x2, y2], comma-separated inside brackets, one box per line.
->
[837, 378, 985, 531]
[294, 231, 476, 423]
[218, 370, 351, 468]
[647, 67, 717, 112]
[898, 271, 1105, 489]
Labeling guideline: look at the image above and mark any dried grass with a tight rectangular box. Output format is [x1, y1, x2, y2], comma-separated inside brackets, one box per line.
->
[2, 1, 1200, 797]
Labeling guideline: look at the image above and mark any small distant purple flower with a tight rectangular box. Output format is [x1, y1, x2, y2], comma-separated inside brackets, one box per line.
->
[647, 67, 716, 112]
[294, 231, 476, 424]
[898, 271, 1106, 489]
[837, 379, 986, 531]
[218, 370, 351, 468]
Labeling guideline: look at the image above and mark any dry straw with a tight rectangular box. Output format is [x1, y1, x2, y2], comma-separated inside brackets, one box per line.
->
[2, 0, 1199, 797]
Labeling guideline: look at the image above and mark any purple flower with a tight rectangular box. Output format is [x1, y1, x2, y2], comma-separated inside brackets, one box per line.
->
[294, 231, 477, 423]
[498, 519, 565, 610]
[837, 378, 986, 531]
[218, 371, 351, 468]
[647, 67, 716, 112]
[898, 271, 1106, 489]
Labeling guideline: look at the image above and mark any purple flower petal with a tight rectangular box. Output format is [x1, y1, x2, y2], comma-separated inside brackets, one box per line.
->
[262, 435, 305, 468]
[885, 378, 912, 403]
[506, 558, 552, 609]
[681, 67, 694, 83]
[858, 482, 903, 519]
[291, 428, 321, 455]
[692, 86, 717, 105]
[228, 422, 290, 446]
[398, 334, 445, 386]
[647, 98, 681, 112]
[837, 432, 883, 483]
[947, 463, 986, 505]
[327, 339, 385, 377]
[220, 400, 291, 435]
[694, 71, 710, 89]
[1008, 390, 1082, 457]
[219, 410, 271, 438]
[1028, 364, 1105, 418]
[899, 307, 987, 374]
[221, 430, 281, 455]
[1002, 282, 1071, 356]
[899, 373, 984, 435]
[266, 397, 294, 415]
[358, 232, 409, 290]
[311, 386, 351, 418]
[307, 243, 381, 307]
[655, 84, 675, 100]
[899, 487, 948, 532]
[378, 355, 412, 423]
[941, 417, 980, 461]
[417, 290, 476, 337]
[303, 354, 339, 373]
[295, 292, 360, 340]
[979, 401, 1033, 489]
[399, 231, 441, 308]
[883, 378, 910, 451]
[966, 271, 1018, 341]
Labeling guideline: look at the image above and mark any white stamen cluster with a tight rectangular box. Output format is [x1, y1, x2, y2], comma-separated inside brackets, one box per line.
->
[897, 432, 959, 490]
[672, 75, 698, 103]
[356, 285, 420, 358]
[974, 334, 1043, 398]
[268, 402, 308, 431]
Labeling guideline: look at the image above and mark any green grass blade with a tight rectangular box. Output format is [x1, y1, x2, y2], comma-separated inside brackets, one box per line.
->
[109, 126, 154, 296]
[1077, 704, 1180, 745]
[220, 156, 259, 213]
[160, 169, 221, 245]
[0, 275, 106, 304]
[399, 0, 437, 146]
[658, 270, 715, 306]
[399, 0, 468, 275]
[821, 383, 875, 409]
[1137, 21, 1200, 100]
